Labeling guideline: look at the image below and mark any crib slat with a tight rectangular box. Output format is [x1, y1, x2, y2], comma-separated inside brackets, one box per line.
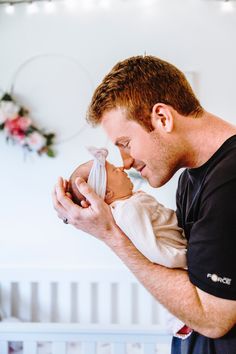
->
[138, 285, 153, 326]
[111, 283, 118, 324]
[23, 341, 37, 354]
[118, 282, 132, 325]
[97, 282, 111, 325]
[0, 282, 11, 317]
[38, 282, 51, 322]
[0, 341, 8, 354]
[57, 282, 71, 322]
[151, 297, 160, 325]
[158, 305, 170, 327]
[18, 282, 32, 321]
[78, 281, 91, 324]
[70, 282, 78, 322]
[52, 341, 66, 354]
[131, 283, 139, 324]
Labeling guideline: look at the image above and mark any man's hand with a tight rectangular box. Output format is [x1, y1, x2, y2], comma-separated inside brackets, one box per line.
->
[52, 176, 117, 240]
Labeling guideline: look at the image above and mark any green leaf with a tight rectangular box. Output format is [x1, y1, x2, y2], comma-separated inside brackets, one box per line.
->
[18, 107, 28, 116]
[47, 148, 56, 157]
[45, 133, 55, 139]
[1, 93, 13, 101]
[45, 133, 55, 146]
[0, 123, 4, 130]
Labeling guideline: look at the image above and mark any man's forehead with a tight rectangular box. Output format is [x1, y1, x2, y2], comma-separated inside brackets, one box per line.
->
[101, 109, 133, 143]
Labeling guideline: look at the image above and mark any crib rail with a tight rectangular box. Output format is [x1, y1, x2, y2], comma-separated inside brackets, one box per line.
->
[0, 267, 167, 326]
[0, 323, 171, 354]
[0, 267, 172, 353]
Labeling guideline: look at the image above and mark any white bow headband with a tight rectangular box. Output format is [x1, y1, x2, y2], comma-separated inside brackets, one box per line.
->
[87, 146, 108, 199]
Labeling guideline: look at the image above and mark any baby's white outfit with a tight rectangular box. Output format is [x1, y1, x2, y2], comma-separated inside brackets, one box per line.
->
[110, 191, 187, 268]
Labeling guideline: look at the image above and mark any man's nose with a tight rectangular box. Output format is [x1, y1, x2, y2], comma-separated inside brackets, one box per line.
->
[119, 149, 134, 170]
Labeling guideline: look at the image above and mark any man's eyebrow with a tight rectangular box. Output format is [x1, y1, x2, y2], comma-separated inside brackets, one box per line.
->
[114, 137, 129, 146]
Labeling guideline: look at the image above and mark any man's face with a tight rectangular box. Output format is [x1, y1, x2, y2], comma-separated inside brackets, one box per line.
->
[101, 107, 179, 187]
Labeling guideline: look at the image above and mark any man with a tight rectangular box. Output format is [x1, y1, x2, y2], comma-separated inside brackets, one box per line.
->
[52, 55, 236, 353]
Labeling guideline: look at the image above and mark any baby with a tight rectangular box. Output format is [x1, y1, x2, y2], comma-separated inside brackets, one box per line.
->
[68, 147, 191, 337]
[68, 147, 187, 269]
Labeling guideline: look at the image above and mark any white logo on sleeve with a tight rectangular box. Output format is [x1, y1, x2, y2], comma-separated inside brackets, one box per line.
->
[207, 273, 232, 285]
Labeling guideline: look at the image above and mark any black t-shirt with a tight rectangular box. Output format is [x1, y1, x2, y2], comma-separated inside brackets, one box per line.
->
[176, 135, 236, 353]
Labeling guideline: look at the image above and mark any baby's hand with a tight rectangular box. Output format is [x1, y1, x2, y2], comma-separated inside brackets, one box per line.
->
[74, 177, 90, 208]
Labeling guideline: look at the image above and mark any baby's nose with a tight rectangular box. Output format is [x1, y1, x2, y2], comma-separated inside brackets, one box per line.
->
[119, 149, 134, 170]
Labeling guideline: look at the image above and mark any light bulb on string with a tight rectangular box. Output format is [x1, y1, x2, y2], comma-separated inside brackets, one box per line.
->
[139, 0, 156, 7]
[5, 3, 15, 14]
[99, 0, 111, 10]
[64, 0, 78, 12]
[81, 0, 95, 11]
[27, 1, 39, 14]
[221, 0, 234, 12]
[44, 0, 56, 14]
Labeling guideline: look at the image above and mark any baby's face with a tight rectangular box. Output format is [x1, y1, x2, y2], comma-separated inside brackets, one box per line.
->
[69, 160, 133, 205]
[106, 162, 133, 202]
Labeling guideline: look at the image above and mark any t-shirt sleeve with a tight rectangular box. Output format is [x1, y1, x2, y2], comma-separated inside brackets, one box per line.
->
[112, 193, 187, 268]
[187, 177, 236, 300]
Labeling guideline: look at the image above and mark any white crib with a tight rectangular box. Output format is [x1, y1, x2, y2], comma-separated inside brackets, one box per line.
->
[0, 267, 172, 354]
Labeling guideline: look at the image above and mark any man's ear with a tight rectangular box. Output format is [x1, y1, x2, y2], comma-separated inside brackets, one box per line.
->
[151, 103, 174, 133]
[105, 189, 114, 202]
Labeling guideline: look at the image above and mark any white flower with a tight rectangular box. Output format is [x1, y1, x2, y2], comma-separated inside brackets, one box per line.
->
[26, 131, 46, 151]
[0, 100, 19, 124]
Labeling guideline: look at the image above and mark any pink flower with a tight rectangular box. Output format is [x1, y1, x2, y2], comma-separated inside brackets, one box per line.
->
[26, 131, 46, 151]
[18, 116, 32, 131]
[4, 117, 26, 139]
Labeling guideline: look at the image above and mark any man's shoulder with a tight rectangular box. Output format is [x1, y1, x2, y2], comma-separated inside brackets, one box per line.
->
[204, 136, 236, 189]
[178, 135, 236, 188]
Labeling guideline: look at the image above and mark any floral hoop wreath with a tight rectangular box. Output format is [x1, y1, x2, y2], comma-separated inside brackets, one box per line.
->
[0, 54, 93, 158]
[0, 90, 56, 157]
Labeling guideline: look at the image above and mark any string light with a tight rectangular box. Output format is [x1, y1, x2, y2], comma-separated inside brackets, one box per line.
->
[44, 0, 56, 13]
[2, 0, 235, 16]
[99, 0, 111, 10]
[27, 1, 39, 14]
[5, 2, 15, 14]
[0, 0, 62, 4]
[221, 0, 235, 12]
[81, 0, 95, 11]
[0, 0, 62, 15]
[64, 0, 78, 12]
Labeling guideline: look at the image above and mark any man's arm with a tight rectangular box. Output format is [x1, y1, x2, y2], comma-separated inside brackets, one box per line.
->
[52, 177, 236, 338]
[107, 227, 236, 338]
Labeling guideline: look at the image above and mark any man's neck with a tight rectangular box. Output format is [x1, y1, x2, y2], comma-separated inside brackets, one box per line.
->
[181, 111, 236, 169]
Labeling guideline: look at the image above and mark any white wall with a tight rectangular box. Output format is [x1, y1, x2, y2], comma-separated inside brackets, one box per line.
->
[0, 0, 236, 268]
